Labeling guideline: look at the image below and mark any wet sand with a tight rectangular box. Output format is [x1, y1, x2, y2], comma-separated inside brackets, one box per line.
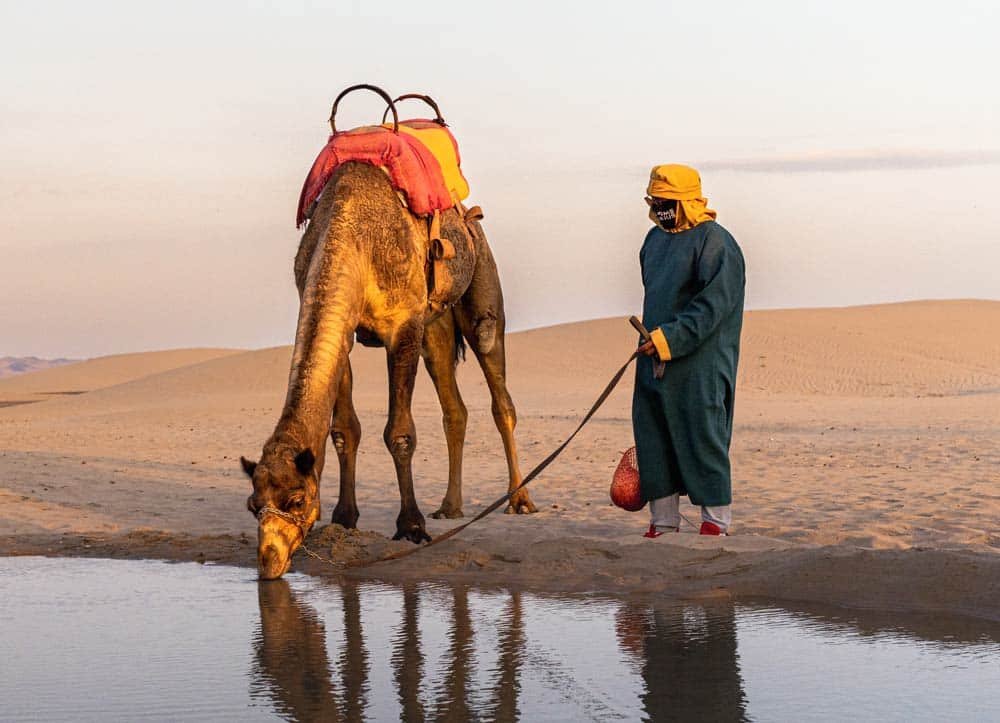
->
[1, 300, 998, 620]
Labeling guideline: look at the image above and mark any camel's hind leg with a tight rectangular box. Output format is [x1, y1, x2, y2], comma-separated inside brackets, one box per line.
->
[456, 312, 537, 514]
[330, 358, 361, 528]
[422, 312, 468, 519]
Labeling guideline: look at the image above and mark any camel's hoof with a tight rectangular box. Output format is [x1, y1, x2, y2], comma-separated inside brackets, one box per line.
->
[331, 506, 359, 529]
[393, 525, 432, 544]
[430, 506, 464, 519]
[504, 497, 539, 515]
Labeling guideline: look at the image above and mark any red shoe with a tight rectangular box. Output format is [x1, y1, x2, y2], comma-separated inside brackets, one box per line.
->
[699, 521, 728, 536]
[643, 524, 679, 538]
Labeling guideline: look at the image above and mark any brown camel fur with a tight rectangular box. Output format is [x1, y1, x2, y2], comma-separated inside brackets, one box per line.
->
[240, 161, 536, 579]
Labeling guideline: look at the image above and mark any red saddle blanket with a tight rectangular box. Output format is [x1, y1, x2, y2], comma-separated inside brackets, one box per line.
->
[296, 120, 468, 227]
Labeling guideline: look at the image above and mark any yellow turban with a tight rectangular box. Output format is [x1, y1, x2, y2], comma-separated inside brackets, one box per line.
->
[647, 164, 717, 232]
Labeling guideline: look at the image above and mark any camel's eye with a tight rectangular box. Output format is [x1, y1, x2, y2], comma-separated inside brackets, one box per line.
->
[287, 496, 305, 510]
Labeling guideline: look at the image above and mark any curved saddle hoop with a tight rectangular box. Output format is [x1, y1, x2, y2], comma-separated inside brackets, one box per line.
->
[382, 93, 447, 126]
[329, 83, 398, 134]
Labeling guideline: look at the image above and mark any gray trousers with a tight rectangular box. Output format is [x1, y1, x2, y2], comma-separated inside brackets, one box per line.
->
[650, 493, 731, 532]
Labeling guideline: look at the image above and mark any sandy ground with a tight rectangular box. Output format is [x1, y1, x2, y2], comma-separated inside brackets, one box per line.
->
[1, 300, 998, 620]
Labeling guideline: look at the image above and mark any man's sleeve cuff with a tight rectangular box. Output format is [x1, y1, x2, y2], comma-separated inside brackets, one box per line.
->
[651, 328, 672, 361]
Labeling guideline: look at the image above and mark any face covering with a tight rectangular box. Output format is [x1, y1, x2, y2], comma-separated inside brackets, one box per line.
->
[648, 198, 679, 230]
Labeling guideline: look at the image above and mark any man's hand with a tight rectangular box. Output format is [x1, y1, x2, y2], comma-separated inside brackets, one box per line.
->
[638, 340, 659, 357]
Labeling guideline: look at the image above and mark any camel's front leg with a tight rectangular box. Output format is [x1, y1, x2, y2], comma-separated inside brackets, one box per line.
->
[330, 358, 361, 529]
[422, 312, 468, 519]
[385, 318, 431, 543]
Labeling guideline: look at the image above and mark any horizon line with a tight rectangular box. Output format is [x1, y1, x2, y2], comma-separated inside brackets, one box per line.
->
[697, 149, 1000, 173]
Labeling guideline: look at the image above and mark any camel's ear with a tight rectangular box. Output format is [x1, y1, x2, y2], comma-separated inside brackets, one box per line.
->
[240, 456, 257, 479]
[294, 448, 315, 476]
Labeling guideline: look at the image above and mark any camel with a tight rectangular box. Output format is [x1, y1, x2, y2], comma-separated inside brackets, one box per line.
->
[240, 159, 536, 579]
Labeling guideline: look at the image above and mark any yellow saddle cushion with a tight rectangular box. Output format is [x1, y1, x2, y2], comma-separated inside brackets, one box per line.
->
[385, 120, 470, 202]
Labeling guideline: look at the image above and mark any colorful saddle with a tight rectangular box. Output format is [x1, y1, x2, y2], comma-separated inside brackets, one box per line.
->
[296, 119, 470, 228]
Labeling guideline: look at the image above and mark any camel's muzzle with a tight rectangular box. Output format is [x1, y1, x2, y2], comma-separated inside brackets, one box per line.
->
[256, 513, 304, 580]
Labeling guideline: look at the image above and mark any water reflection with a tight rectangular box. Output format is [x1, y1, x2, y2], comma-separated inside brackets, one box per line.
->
[619, 604, 749, 722]
[253, 579, 751, 722]
[254, 581, 532, 722]
[391, 585, 425, 722]
[251, 577, 1000, 722]
[490, 591, 524, 723]
[2, 559, 998, 722]
[434, 585, 473, 723]
[253, 580, 344, 721]
[339, 583, 368, 722]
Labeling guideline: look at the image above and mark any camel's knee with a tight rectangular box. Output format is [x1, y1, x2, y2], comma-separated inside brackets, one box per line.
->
[331, 418, 360, 456]
[491, 398, 517, 430]
[443, 401, 468, 436]
[472, 315, 497, 355]
[385, 432, 416, 462]
[331, 430, 354, 457]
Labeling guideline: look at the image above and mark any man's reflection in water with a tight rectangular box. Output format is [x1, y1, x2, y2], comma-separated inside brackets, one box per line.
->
[254, 580, 370, 722]
[618, 601, 748, 722]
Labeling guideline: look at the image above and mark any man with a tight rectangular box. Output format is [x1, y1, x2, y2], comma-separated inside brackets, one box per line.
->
[633, 164, 745, 537]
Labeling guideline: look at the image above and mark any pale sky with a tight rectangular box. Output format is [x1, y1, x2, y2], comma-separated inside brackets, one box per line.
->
[2, 0, 999, 358]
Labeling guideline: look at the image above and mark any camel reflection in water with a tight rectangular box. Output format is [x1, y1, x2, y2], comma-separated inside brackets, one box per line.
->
[340, 582, 368, 722]
[391, 585, 425, 722]
[435, 584, 472, 723]
[253, 579, 369, 722]
[252, 579, 746, 721]
[252, 581, 532, 722]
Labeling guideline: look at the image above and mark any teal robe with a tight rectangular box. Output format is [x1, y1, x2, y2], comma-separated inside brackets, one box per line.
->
[632, 220, 745, 506]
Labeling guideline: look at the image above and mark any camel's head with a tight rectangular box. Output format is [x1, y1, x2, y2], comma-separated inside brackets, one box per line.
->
[241, 448, 320, 579]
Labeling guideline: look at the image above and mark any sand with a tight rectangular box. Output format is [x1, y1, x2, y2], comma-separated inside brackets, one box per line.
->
[1, 300, 998, 620]
[0, 348, 243, 405]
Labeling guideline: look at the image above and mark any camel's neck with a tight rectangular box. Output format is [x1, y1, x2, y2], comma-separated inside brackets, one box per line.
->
[275, 235, 362, 455]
